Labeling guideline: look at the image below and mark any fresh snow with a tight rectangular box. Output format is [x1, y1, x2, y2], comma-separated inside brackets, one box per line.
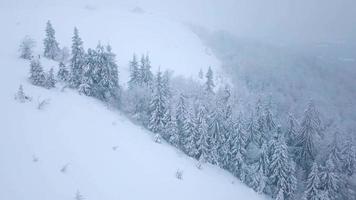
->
[0, 1, 264, 200]
[0, 61, 265, 200]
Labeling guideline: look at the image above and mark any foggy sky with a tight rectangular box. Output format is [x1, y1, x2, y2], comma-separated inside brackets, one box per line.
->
[134, 0, 356, 44]
[3, 0, 356, 44]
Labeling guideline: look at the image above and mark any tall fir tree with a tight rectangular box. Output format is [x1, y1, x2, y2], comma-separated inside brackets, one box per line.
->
[205, 66, 215, 94]
[176, 94, 189, 147]
[44, 68, 56, 89]
[57, 62, 70, 82]
[294, 101, 322, 169]
[182, 111, 198, 157]
[70, 27, 86, 88]
[139, 54, 153, 86]
[29, 59, 46, 86]
[285, 113, 299, 146]
[303, 162, 327, 200]
[327, 133, 343, 172]
[128, 54, 140, 88]
[268, 127, 297, 199]
[148, 69, 168, 134]
[19, 36, 35, 60]
[341, 137, 356, 176]
[195, 105, 210, 162]
[43, 20, 60, 60]
[320, 157, 345, 200]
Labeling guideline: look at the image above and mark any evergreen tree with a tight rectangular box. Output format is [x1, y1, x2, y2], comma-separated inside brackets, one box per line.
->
[285, 113, 299, 146]
[265, 107, 276, 132]
[294, 101, 322, 169]
[195, 106, 210, 162]
[163, 108, 179, 146]
[99, 44, 120, 101]
[29, 59, 46, 86]
[303, 162, 324, 200]
[19, 36, 35, 60]
[207, 107, 224, 165]
[320, 158, 345, 200]
[57, 62, 70, 82]
[268, 127, 296, 199]
[43, 20, 60, 60]
[176, 94, 189, 147]
[139, 54, 153, 86]
[148, 69, 167, 133]
[70, 27, 86, 88]
[327, 133, 343, 172]
[128, 54, 140, 88]
[250, 143, 269, 194]
[205, 66, 215, 94]
[79, 48, 95, 96]
[162, 70, 171, 99]
[341, 138, 356, 176]
[246, 116, 262, 147]
[14, 85, 27, 103]
[44, 68, 56, 89]
[182, 112, 198, 157]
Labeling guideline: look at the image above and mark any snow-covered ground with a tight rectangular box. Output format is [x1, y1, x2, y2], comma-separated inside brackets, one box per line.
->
[0, 1, 264, 200]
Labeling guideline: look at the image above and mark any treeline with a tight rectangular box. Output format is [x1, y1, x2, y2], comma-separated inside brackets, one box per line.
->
[20, 21, 356, 200]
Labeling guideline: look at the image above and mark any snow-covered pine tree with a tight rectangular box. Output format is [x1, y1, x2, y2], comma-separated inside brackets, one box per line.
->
[162, 107, 178, 145]
[303, 162, 325, 200]
[43, 20, 60, 60]
[44, 68, 56, 89]
[250, 142, 269, 194]
[139, 54, 153, 86]
[327, 133, 343, 173]
[148, 69, 167, 134]
[79, 48, 95, 96]
[265, 106, 276, 132]
[205, 66, 215, 94]
[294, 101, 322, 169]
[207, 107, 225, 166]
[341, 137, 356, 176]
[14, 85, 27, 103]
[162, 70, 171, 99]
[176, 94, 189, 147]
[229, 118, 248, 171]
[182, 111, 199, 157]
[195, 105, 210, 162]
[128, 54, 140, 88]
[101, 44, 120, 101]
[320, 157, 345, 200]
[268, 127, 297, 199]
[19, 36, 35, 60]
[29, 59, 46, 86]
[246, 116, 262, 148]
[285, 113, 299, 147]
[57, 62, 69, 82]
[70, 27, 86, 88]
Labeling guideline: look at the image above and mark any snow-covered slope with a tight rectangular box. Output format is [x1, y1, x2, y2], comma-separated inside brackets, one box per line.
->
[0, 1, 264, 200]
[0, 54, 264, 200]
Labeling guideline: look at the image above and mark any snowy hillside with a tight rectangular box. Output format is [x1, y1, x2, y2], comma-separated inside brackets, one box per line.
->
[0, 68, 264, 200]
[0, 1, 266, 200]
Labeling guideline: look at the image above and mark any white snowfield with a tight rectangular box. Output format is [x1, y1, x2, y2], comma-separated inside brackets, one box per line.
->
[0, 66, 266, 200]
[0, 1, 264, 200]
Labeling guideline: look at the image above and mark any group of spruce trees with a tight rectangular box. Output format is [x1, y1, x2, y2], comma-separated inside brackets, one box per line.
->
[27, 21, 120, 102]
[22, 21, 356, 200]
